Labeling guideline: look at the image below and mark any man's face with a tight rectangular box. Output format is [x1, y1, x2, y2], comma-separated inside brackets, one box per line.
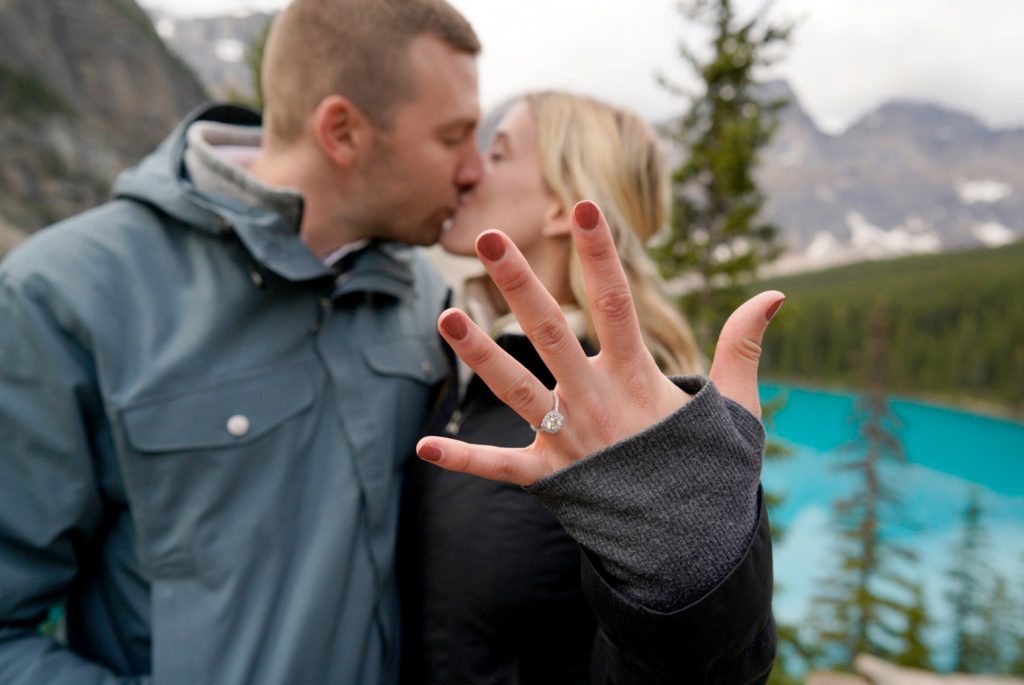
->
[358, 34, 483, 246]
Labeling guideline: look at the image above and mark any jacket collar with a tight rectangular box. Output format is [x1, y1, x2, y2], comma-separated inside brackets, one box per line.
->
[113, 103, 416, 298]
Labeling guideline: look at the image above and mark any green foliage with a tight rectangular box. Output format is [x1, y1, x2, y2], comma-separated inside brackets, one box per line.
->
[810, 302, 925, 669]
[652, 5, 794, 677]
[38, 605, 65, 640]
[652, 0, 791, 346]
[0, 64, 73, 118]
[227, 18, 272, 111]
[755, 240, 1024, 414]
[893, 583, 932, 669]
[947, 490, 993, 672]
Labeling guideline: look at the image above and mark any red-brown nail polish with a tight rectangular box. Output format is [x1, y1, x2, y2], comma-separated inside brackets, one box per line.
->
[477, 232, 505, 261]
[766, 298, 785, 322]
[419, 444, 442, 462]
[441, 313, 468, 341]
[574, 201, 599, 230]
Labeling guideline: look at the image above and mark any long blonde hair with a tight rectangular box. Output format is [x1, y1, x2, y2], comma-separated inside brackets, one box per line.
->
[525, 91, 703, 375]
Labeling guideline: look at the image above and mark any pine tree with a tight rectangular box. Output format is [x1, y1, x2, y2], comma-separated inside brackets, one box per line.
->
[982, 575, 1014, 673]
[225, 16, 272, 111]
[653, 6, 794, 677]
[947, 489, 991, 672]
[652, 0, 791, 346]
[245, 18, 272, 111]
[1012, 554, 1024, 675]
[894, 582, 932, 670]
[810, 300, 918, 668]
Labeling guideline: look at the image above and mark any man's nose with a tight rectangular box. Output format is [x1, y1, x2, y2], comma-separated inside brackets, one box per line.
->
[455, 144, 484, 192]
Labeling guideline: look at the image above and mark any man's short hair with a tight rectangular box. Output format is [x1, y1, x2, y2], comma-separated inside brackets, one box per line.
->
[262, 0, 481, 142]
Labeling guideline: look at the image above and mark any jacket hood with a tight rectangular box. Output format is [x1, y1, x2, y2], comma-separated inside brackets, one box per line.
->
[114, 103, 263, 235]
[113, 103, 340, 283]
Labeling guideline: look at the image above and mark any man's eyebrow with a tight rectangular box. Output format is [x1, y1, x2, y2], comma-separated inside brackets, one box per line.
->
[439, 118, 478, 133]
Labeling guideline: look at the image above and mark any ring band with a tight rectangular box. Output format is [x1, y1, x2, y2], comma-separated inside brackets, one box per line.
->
[530, 391, 565, 434]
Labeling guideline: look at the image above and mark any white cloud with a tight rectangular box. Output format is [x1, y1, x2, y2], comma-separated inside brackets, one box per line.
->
[138, 0, 1024, 132]
[972, 221, 1017, 247]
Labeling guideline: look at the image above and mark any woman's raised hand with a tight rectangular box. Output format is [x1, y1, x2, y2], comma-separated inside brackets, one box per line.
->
[416, 201, 784, 485]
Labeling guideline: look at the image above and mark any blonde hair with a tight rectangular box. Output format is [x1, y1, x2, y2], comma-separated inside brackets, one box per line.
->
[262, 0, 480, 142]
[525, 91, 703, 376]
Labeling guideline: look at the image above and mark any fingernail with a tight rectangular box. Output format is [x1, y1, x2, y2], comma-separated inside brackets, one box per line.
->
[440, 312, 468, 341]
[574, 201, 599, 230]
[477, 232, 505, 261]
[766, 297, 786, 322]
[419, 444, 442, 462]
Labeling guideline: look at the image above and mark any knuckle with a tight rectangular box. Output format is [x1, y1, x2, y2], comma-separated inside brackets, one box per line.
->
[489, 453, 516, 483]
[498, 266, 532, 298]
[592, 288, 635, 324]
[732, 336, 763, 364]
[527, 316, 569, 351]
[460, 341, 495, 370]
[579, 237, 616, 262]
[504, 377, 536, 412]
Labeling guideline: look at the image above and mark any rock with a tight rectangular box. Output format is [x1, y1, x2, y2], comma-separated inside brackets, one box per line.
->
[807, 654, 1024, 685]
[0, 0, 207, 234]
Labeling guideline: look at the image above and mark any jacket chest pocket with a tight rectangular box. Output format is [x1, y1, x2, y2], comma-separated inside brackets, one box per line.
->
[118, 365, 316, 575]
[333, 337, 448, 485]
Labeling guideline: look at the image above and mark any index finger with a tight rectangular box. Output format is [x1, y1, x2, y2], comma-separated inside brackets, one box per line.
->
[570, 201, 647, 370]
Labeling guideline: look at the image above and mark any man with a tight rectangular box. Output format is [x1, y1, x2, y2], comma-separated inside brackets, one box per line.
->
[0, 0, 776, 683]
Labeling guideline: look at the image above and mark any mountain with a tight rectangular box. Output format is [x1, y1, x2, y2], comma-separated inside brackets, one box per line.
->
[0, 0, 207, 240]
[6, 7, 1021, 274]
[147, 10, 273, 102]
[757, 82, 1024, 273]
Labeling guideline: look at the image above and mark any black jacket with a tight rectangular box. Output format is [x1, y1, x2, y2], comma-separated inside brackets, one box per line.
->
[401, 334, 775, 684]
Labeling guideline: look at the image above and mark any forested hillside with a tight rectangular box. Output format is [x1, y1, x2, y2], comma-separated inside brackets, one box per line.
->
[754, 241, 1024, 414]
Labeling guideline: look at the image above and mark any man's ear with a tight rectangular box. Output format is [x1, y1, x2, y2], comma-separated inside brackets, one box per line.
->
[542, 199, 573, 238]
[312, 94, 372, 167]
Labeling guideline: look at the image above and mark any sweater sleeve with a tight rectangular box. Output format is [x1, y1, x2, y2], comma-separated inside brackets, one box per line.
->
[526, 376, 775, 683]
[526, 375, 765, 611]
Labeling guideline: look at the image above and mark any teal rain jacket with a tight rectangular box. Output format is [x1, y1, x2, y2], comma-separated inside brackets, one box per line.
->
[0, 105, 452, 684]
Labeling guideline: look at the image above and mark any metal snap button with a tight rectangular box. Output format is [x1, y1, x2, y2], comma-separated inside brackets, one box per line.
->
[226, 414, 250, 437]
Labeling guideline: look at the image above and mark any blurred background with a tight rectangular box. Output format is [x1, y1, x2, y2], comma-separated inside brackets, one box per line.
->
[1, 0, 1022, 682]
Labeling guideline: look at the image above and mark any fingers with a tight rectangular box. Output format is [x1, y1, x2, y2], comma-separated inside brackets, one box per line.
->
[438, 308, 556, 429]
[416, 436, 546, 486]
[475, 230, 591, 391]
[569, 202, 647, 372]
[709, 290, 786, 419]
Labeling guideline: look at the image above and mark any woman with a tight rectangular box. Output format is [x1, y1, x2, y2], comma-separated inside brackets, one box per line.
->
[403, 92, 708, 683]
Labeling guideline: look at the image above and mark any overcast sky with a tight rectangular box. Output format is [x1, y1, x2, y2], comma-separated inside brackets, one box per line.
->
[140, 0, 1024, 134]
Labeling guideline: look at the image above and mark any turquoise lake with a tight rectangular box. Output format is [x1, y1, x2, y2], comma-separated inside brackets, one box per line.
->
[760, 383, 1024, 641]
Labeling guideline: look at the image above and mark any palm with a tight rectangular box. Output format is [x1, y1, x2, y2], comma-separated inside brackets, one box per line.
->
[417, 201, 783, 485]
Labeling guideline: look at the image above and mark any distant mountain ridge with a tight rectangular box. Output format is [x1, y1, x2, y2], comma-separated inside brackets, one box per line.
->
[0, 0, 206, 240]
[757, 82, 1023, 272]
[151, 10, 1021, 271]
[4, 6, 1020, 273]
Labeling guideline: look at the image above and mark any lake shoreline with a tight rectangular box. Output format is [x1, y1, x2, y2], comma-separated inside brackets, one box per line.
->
[761, 376, 1024, 424]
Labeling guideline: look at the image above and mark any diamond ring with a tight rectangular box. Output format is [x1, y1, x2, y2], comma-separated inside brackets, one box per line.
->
[530, 391, 565, 434]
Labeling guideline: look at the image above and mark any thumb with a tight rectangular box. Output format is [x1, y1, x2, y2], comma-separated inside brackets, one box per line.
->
[708, 291, 785, 420]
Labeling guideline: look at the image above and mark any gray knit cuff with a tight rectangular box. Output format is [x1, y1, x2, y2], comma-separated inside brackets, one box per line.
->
[526, 376, 765, 612]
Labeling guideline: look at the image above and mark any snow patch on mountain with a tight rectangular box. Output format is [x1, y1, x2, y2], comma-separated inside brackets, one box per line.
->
[956, 179, 1012, 204]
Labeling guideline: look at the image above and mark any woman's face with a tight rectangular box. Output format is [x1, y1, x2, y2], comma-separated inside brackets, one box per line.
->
[441, 101, 561, 259]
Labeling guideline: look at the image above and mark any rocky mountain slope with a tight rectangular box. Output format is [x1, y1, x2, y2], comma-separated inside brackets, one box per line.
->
[0, 0, 207, 241]
[6, 7, 1020, 272]
[155, 7, 1021, 270]
[148, 9, 273, 102]
[758, 82, 1024, 272]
